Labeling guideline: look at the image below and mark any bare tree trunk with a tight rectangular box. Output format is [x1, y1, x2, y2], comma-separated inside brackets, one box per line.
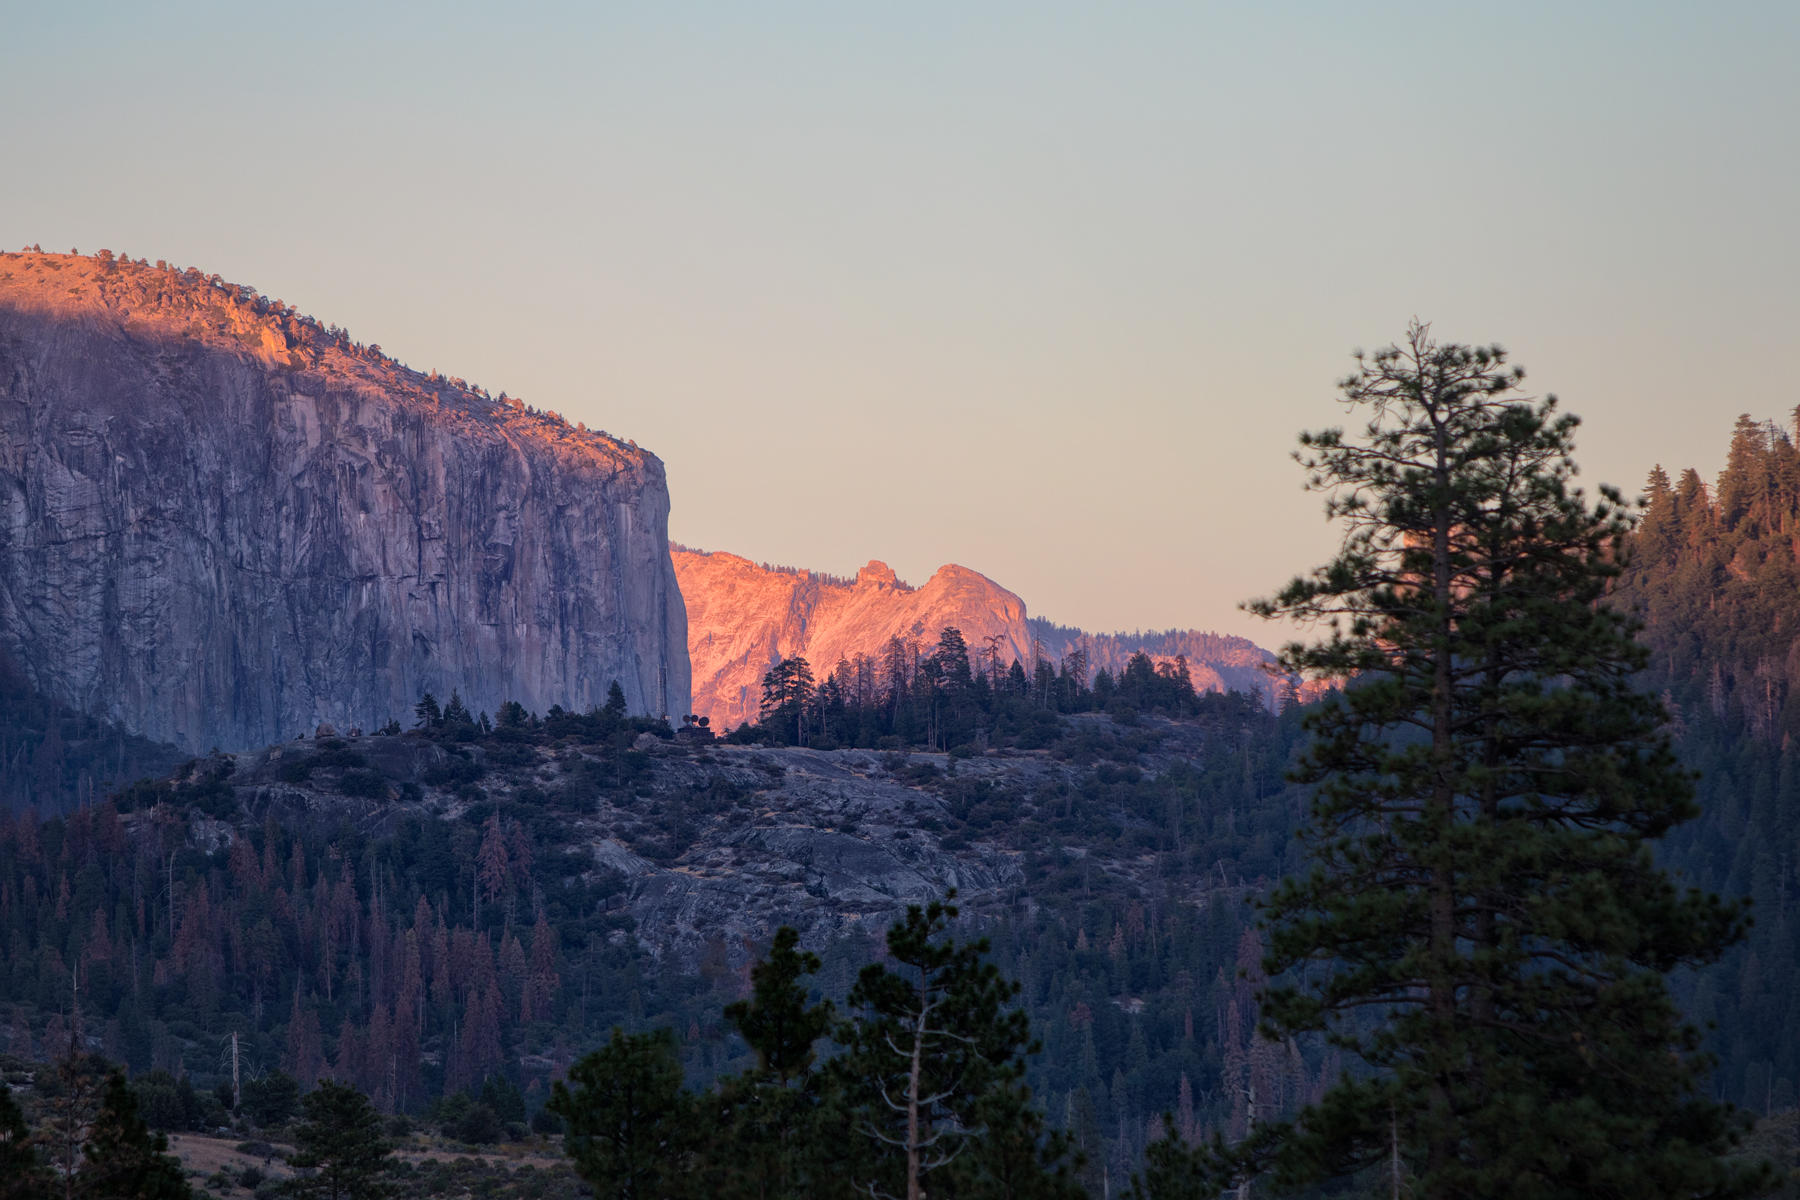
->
[908, 1001, 925, 1200]
[1427, 371, 1458, 1183]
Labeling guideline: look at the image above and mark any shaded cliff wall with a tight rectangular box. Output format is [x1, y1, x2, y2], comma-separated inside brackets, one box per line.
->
[0, 253, 688, 751]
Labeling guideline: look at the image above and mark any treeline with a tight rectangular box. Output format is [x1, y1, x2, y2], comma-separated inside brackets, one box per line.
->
[11, 249, 604, 439]
[0, 899, 1098, 1200]
[1611, 412, 1800, 1117]
[739, 627, 1221, 751]
[1623, 411, 1800, 742]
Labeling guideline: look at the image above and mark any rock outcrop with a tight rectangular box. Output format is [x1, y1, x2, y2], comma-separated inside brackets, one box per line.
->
[0, 252, 688, 751]
[207, 722, 1213, 965]
[674, 544, 1285, 729]
[675, 548, 1036, 731]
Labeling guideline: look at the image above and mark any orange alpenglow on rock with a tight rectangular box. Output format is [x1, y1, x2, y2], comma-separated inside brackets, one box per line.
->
[672, 548, 1035, 732]
[672, 545, 1294, 731]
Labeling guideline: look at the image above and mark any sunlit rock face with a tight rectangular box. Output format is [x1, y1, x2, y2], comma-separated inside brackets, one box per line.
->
[0, 252, 688, 751]
[674, 548, 1037, 731]
[674, 546, 1296, 730]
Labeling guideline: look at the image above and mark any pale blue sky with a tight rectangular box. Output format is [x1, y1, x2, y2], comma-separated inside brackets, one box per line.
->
[5, 2, 1795, 642]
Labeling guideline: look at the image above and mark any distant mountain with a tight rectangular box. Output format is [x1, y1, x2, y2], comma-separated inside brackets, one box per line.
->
[0, 251, 687, 752]
[1026, 621, 1285, 699]
[673, 544, 1286, 729]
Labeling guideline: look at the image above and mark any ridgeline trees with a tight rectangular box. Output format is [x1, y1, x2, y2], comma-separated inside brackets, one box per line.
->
[1142, 324, 1761, 1198]
[744, 631, 1208, 750]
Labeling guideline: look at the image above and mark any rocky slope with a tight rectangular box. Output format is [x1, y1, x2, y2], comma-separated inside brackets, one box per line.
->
[0, 252, 688, 751]
[674, 545, 1283, 729]
[165, 711, 1245, 965]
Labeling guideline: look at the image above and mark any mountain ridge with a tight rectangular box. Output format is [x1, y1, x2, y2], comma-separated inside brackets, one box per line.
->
[673, 543, 1286, 730]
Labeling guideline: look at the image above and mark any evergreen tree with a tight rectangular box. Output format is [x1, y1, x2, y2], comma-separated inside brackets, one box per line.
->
[441, 691, 472, 729]
[242, 1071, 300, 1129]
[1148, 323, 1762, 1199]
[718, 926, 838, 1199]
[758, 658, 816, 746]
[283, 1079, 391, 1200]
[1639, 464, 1677, 564]
[0, 1082, 50, 1200]
[932, 628, 973, 691]
[75, 1072, 190, 1200]
[35, 1052, 109, 1200]
[549, 1027, 696, 1200]
[836, 893, 1070, 1200]
[603, 681, 629, 721]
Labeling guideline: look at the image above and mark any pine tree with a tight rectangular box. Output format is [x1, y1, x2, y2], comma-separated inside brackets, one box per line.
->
[0, 1082, 51, 1200]
[475, 815, 511, 920]
[836, 894, 1070, 1200]
[758, 658, 816, 746]
[1146, 323, 1763, 1199]
[549, 1027, 696, 1200]
[283, 1079, 391, 1200]
[441, 691, 472, 729]
[718, 926, 837, 1199]
[603, 680, 629, 721]
[75, 1071, 190, 1200]
[35, 1051, 108, 1200]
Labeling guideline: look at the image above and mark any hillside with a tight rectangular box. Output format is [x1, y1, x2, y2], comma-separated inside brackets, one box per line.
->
[0, 692, 1301, 1185]
[1613, 413, 1800, 1112]
[0, 251, 688, 751]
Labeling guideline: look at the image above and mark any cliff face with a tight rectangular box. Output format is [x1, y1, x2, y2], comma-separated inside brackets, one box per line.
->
[674, 548, 1036, 730]
[0, 252, 688, 751]
[674, 545, 1286, 728]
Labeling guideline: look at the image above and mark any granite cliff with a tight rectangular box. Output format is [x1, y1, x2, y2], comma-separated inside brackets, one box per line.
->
[0, 251, 688, 751]
[673, 544, 1284, 729]
[674, 548, 1036, 730]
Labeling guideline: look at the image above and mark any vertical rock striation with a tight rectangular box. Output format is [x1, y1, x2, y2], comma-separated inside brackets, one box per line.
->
[0, 252, 688, 751]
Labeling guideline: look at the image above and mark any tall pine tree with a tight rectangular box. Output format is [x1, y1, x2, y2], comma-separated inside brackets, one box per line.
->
[1145, 323, 1763, 1199]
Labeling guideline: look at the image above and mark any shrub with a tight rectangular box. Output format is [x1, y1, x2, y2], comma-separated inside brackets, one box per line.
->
[338, 768, 387, 799]
[456, 1102, 502, 1144]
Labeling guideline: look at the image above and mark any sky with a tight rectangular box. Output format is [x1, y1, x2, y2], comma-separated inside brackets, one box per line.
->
[4, 1, 1795, 645]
